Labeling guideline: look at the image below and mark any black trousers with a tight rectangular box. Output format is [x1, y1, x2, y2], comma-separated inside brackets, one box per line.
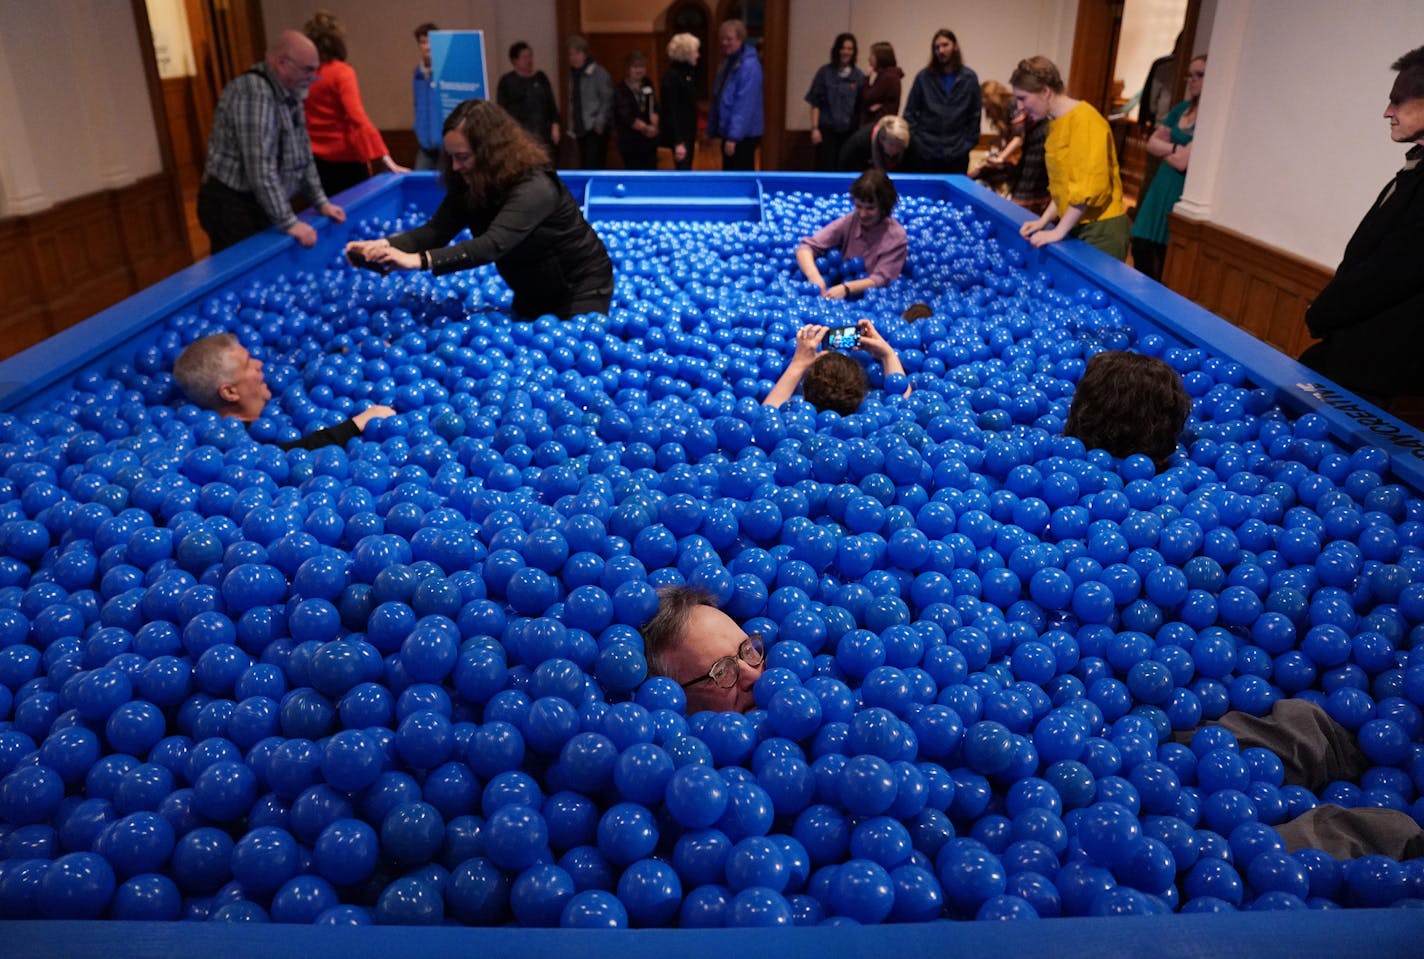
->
[815, 129, 852, 172]
[1131, 238, 1167, 283]
[722, 136, 760, 171]
[197, 178, 272, 253]
[577, 131, 610, 169]
[920, 153, 969, 175]
[315, 158, 369, 199]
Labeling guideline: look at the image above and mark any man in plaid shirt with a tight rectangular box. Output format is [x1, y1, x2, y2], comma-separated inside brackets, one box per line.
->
[197, 30, 346, 253]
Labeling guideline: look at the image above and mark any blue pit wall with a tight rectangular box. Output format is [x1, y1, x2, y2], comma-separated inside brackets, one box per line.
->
[1, 171, 1421, 955]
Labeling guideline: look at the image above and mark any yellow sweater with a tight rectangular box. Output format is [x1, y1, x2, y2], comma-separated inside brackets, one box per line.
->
[1045, 101, 1125, 224]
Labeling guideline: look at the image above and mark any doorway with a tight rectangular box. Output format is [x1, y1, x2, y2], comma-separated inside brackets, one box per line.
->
[139, 0, 266, 260]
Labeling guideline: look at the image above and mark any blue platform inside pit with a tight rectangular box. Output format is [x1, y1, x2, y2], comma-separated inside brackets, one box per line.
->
[1, 171, 1422, 954]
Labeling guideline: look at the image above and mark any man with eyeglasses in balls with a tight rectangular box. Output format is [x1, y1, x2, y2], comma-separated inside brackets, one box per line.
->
[641, 586, 765, 713]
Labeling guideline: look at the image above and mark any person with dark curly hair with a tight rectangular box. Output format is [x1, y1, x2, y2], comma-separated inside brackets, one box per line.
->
[641, 585, 764, 714]
[344, 99, 613, 319]
[1063, 350, 1191, 469]
[764, 319, 909, 415]
[302, 10, 408, 198]
[796, 169, 907, 299]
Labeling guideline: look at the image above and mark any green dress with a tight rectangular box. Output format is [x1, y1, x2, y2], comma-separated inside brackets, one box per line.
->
[1130, 101, 1195, 245]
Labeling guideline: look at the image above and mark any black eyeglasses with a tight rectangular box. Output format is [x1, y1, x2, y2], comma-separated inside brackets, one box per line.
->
[680, 633, 765, 689]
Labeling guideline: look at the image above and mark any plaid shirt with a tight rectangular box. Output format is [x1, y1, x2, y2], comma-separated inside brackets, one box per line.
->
[203, 62, 327, 229]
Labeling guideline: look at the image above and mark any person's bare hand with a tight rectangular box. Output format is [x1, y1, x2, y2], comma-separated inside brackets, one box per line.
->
[365, 246, 422, 270]
[823, 283, 848, 300]
[1029, 227, 1066, 248]
[794, 324, 826, 362]
[345, 239, 389, 259]
[286, 222, 318, 247]
[1019, 218, 1046, 239]
[674, 144, 687, 161]
[353, 404, 397, 430]
[724, 139, 736, 157]
[856, 318, 891, 359]
[319, 202, 346, 224]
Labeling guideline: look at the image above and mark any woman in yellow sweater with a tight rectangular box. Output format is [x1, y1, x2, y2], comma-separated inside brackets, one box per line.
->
[1010, 56, 1129, 260]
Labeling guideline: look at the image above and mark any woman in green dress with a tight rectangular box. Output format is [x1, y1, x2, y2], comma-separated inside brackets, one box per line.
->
[1131, 55, 1206, 281]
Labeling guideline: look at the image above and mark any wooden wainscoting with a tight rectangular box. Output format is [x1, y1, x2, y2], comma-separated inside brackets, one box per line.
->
[0, 175, 191, 361]
[1162, 212, 1333, 360]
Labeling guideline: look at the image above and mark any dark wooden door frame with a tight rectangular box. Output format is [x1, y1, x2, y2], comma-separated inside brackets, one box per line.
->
[1069, 0, 1202, 114]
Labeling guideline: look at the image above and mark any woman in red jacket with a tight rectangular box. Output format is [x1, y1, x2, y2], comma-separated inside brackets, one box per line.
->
[303, 11, 408, 198]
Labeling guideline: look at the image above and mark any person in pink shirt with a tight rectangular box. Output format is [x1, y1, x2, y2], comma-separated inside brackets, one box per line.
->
[795, 169, 908, 298]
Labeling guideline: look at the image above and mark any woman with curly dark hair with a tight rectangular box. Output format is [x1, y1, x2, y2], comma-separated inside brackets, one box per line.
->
[345, 99, 614, 319]
[1064, 351, 1191, 469]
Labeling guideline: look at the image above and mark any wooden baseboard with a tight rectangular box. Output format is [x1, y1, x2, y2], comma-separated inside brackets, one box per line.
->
[1163, 213, 1334, 360]
[0, 175, 190, 361]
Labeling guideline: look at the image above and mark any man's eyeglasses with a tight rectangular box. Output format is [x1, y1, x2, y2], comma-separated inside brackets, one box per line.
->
[283, 56, 319, 76]
[680, 633, 765, 689]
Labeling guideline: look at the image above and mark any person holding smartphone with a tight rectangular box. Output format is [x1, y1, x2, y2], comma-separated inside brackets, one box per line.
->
[763, 319, 910, 414]
[796, 169, 907, 299]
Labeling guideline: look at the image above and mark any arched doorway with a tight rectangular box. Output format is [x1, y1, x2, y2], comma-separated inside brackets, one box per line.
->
[659, 0, 712, 101]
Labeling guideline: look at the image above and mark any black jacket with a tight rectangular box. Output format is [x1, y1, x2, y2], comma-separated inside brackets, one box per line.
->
[390, 170, 614, 319]
[661, 61, 698, 151]
[1305, 146, 1424, 338]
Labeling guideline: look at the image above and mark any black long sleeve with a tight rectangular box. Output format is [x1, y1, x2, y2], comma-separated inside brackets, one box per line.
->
[388, 175, 560, 276]
[1305, 156, 1424, 337]
[276, 418, 361, 451]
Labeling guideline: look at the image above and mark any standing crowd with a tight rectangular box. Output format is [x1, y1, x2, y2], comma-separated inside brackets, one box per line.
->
[196, 13, 1422, 414]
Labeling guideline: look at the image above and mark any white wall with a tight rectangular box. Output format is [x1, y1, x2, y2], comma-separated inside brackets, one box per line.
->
[259, 1, 560, 130]
[0, 1, 162, 216]
[785, 0, 1079, 130]
[1180, 0, 1424, 269]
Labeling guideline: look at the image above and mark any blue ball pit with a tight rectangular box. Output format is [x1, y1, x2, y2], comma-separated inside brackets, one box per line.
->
[0, 171, 1423, 955]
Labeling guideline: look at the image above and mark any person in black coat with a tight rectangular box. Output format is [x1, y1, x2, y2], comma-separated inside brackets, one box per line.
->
[614, 50, 660, 170]
[1299, 45, 1424, 403]
[662, 32, 701, 171]
[902, 28, 981, 174]
[346, 99, 614, 320]
[496, 41, 561, 153]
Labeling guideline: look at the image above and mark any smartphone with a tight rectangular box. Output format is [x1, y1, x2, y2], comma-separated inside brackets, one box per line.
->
[346, 248, 388, 273]
[825, 325, 860, 351]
